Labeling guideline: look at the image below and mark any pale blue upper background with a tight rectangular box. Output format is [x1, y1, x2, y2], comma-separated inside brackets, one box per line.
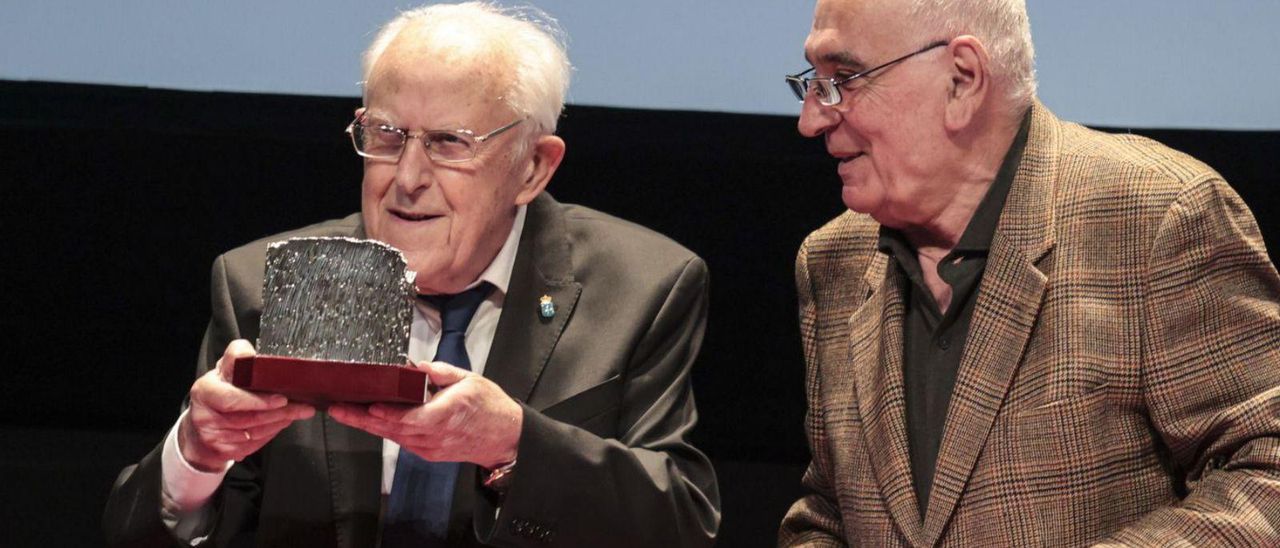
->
[3, 0, 1278, 129]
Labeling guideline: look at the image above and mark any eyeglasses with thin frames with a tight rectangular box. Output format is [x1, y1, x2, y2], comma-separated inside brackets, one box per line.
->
[345, 115, 524, 163]
[786, 40, 949, 107]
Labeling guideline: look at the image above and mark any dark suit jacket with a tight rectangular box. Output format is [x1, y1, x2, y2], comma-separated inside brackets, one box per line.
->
[105, 194, 721, 547]
[779, 102, 1280, 546]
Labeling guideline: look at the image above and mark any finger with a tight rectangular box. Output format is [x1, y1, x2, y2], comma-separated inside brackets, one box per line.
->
[367, 403, 415, 422]
[329, 406, 415, 440]
[326, 403, 368, 422]
[204, 381, 289, 413]
[216, 339, 257, 382]
[328, 406, 445, 452]
[327, 404, 377, 430]
[328, 411, 389, 438]
[245, 417, 302, 441]
[360, 422, 408, 441]
[203, 415, 307, 459]
[218, 403, 315, 429]
[424, 361, 470, 388]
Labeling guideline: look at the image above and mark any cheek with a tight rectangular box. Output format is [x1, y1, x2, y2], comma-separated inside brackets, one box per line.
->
[445, 188, 499, 239]
[360, 167, 396, 238]
[361, 167, 394, 203]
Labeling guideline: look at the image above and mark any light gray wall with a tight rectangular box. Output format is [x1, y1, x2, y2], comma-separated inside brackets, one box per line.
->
[3, 0, 1278, 129]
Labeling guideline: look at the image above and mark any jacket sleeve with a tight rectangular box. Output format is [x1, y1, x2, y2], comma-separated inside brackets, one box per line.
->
[1098, 178, 1280, 546]
[104, 254, 261, 547]
[472, 257, 721, 548]
[778, 239, 848, 547]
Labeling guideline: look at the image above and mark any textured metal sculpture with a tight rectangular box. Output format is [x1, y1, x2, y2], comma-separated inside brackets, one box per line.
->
[231, 238, 428, 403]
[258, 237, 414, 364]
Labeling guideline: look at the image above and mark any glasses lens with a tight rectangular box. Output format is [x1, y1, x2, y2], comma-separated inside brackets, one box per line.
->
[354, 124, 404, 158]
[813, 80, 839, 106]
[786, 77, 807, 102]
[424, 131, 475, 162]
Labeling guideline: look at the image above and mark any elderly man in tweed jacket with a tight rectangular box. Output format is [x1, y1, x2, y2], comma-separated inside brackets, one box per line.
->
[779, 0, 1280, 546]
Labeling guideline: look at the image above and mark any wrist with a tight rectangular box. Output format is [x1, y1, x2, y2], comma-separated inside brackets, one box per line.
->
[482, 459, 517, 494]
[486, 399, 523, 469]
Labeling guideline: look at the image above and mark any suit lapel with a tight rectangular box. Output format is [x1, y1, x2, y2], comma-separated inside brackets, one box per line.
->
[848, 252, 930, 544]
[485, 194, 583, 403]
[921, 102, 1059, 544]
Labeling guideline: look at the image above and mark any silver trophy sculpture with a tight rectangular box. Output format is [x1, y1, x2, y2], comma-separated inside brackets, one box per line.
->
[230, 237, 428, 403]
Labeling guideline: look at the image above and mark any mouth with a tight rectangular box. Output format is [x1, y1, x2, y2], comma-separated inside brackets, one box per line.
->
[390, 210, 442, 222]
[837, 152, 865, 164]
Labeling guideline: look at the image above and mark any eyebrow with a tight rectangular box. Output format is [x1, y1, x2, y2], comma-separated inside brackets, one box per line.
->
[821, 50, 866, 71]
[803, 49, 867, 72]
[361, 109, 393, 125]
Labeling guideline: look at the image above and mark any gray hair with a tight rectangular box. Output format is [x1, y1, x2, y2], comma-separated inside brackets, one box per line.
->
[362, 2, 572, 134]
[909, 0, 1036, 111]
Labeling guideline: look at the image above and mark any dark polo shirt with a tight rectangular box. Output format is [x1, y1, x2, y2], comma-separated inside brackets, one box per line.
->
[876, 111, 1031, 517]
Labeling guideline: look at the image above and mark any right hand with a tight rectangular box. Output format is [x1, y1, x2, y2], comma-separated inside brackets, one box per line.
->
[177, 339, 316, 472]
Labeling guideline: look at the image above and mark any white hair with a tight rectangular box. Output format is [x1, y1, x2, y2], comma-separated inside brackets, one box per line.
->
[362, 2, 571, 134]
[909, 0, 1037, 112]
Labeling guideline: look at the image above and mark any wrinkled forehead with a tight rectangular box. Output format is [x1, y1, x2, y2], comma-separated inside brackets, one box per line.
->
[805, 0, 914, 68]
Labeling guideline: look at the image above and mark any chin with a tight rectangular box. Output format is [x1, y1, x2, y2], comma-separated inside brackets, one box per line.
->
[400, 254, 440, 285]
[841, 188, 878, 215]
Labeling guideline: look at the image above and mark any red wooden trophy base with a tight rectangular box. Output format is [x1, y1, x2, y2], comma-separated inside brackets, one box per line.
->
[232, 355, 428, 404]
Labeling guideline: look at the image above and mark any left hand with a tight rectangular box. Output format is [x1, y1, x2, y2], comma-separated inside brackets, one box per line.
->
[329, 361, 523, 469]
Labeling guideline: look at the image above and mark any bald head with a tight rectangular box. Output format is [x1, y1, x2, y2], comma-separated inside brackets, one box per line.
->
[810, 0, 1035, 114]
[362, 2, 571, 134]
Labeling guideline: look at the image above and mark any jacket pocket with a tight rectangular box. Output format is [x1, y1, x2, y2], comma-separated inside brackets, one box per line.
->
[1011, 383, 1112, 462]
[1004, 383, 1137, 543]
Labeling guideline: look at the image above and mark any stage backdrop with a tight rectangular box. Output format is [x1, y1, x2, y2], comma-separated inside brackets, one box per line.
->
[3, 0, 1279, 129]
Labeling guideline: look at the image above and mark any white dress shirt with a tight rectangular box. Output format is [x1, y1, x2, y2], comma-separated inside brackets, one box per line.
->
[159, 206, 527, 541]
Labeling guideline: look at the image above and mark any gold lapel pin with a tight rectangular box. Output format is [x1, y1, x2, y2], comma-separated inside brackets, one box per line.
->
[539, 294, 556, 319]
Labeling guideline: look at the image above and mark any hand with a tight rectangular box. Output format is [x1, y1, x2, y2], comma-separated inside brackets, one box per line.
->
[178, 340, 316, 472]
[329, 361, 523, 469]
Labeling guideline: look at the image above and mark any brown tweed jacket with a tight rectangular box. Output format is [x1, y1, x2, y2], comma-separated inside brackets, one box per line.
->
[779, 102, 1280, 547]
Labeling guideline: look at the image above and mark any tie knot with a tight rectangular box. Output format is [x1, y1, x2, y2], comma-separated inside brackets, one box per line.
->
[422, 282, 494, 335]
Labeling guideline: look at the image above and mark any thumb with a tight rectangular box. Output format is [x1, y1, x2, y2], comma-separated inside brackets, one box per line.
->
[423, 360, 470, 388]
[217, 339, 257, 382]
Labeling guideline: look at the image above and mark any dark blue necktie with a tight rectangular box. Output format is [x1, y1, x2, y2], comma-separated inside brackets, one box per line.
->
[382, 283, 493, 546]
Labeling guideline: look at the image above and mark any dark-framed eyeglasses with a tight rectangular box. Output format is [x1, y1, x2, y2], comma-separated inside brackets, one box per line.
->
[345, 115, 524, 163]
[785, 40, 949, 107]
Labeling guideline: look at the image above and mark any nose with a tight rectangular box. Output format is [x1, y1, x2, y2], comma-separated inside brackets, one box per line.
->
[797, 95, 841, 138]
[393, 136, 435, 193]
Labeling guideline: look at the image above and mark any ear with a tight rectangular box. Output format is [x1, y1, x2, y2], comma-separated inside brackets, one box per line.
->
[943, 35, 991, 132]
[514, 134, 565, 206]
